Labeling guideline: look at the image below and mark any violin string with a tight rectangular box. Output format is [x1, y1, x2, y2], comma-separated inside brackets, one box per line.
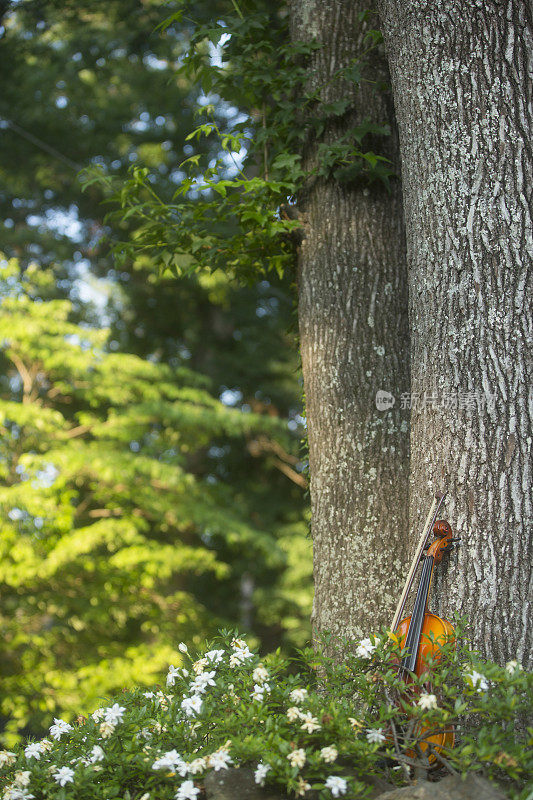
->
[410, 558, 432, 667]
[402, 556, 433, 673]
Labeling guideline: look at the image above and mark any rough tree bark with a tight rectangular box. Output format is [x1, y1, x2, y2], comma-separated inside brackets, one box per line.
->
[378, 1, 532, 667]
[289, 0, 410, 645]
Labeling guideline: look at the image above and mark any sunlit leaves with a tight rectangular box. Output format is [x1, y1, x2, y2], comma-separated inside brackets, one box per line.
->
[0, 259, 298, 742]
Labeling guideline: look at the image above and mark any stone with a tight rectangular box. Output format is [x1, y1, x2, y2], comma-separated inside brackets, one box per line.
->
[365, 774, 396, 798]
[376, 773, 508, 800]
[204, 768, 288, 800]
[204, 769, 507, 800]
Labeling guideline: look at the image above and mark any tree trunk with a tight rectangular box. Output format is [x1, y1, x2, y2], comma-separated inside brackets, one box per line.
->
[290, 1, 410, 645]
[378, 0, 532, 667]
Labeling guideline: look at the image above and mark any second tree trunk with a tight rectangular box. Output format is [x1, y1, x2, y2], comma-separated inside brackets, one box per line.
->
[290, 0, 410, 646]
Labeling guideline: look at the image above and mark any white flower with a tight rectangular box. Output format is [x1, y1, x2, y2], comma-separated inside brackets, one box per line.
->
[53, 766, 75, 786]
[320, 746, 338, 763]
[13, 772, 31, 788]
[143, 691, 155, 699]
[466, 670, 489, 692]
[175, 780, 200, 800]
[152, 750, 185, 772]
[0, 751, 16, 767]
[251, 683, 267, 702]
[355, 637, 376, 659]
[300, 713, 321, 733]
[167, 665, 181, 686]
[230, 638, 253, 661]
[295, 776, 311, 796]
[366, 728, 386, 744]
[155, 690, 170, 707]
[24, 743, 43, 760]
[177, 761, 189, 777]
[418, 693, 438, 710]
[192, 657, 208, 674]
[205, 649, 225, 664]
[254, 762, 271, 786]
[92, 707, 106, 721]
[181, 694, 203, 716]
[252, 666, 269, 684]
[49, 718, 73, 740]
[39, 739, 52, 752]
[325, 776, 348, 797]
[505, 660, 522, 673]
[182, 669, 189, 677]
[104, 703, 126, 725]
[3, 789, 35, 800]
[178, 642, 188, 653]
[289, 688, 308, 704]
[190, 670, 216, 694]
[287, 748, 306, 769]
[208, 748, 233, 771]
[99, 721, 116, 738]
[287, 706, 301, 722]
[89, 745, 105, 763]
[187, 757, 207, 775]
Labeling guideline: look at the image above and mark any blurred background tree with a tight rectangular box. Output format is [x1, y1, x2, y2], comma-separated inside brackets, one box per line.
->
[0, 0, 310, 744]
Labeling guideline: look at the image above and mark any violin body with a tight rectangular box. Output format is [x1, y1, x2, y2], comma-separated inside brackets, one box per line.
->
[396, 610, 456, 760]
[396, 611, 455, 676]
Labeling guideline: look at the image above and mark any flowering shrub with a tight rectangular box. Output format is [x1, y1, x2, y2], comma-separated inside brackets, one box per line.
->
[1, 626, 531, 800]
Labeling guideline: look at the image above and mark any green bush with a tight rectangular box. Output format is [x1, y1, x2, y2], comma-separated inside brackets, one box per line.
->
[1, 627, 531, 799]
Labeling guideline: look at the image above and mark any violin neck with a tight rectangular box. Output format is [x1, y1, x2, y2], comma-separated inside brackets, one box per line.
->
[400, 554, 435, 673]
[390, 492, 446, 632]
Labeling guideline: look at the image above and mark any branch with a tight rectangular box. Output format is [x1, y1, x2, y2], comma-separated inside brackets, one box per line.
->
[246, 435, 308, 488]
[87, 508, 124, 518]
[65, 424, 93, 439]
[426, 743, 458, 775]
[272, 457, 308, 489]
[8, 352, 35, 402]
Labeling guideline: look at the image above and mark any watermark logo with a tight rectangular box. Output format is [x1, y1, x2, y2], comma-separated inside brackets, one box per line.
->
[375, 390, 396, 411]
[375, 389, 495, 412]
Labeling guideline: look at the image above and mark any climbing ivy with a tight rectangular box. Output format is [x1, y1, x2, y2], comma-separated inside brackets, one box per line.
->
[81, 0, 393, 282]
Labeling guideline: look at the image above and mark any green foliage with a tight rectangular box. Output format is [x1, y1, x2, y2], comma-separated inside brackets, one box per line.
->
[83, 0, 394, 281]
[0, 0, 310, 529]
[0, 629, 531, 799]
[0, 0, 205, 268]
[0, 257, 311, 744]
[0, 3, 312, 749]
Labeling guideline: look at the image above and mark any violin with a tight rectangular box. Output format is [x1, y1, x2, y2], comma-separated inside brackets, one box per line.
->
[390, 492, 460, 765]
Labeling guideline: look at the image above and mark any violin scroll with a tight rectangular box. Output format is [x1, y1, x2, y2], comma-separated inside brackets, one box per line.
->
[424, 520, 461, 563]
[433, 519, 452, 539]
[427, 519, 452, 563]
